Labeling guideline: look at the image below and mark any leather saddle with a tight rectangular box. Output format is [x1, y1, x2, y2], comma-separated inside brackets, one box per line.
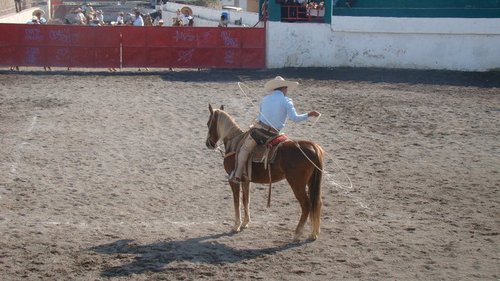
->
[251, 134, 289, 165]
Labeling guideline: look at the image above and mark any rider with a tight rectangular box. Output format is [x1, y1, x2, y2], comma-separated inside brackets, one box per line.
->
[229, 76, 321, 184]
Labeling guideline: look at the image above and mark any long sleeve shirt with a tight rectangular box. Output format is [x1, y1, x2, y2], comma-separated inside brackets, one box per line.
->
[133, 15, 144, 26]
[257, 90, 308, 131]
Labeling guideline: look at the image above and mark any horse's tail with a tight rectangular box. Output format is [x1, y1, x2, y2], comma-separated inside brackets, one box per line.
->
[308, 143, 324, 239]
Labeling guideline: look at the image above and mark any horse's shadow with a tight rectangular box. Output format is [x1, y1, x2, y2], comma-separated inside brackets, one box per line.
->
[90, 232, 309, 277]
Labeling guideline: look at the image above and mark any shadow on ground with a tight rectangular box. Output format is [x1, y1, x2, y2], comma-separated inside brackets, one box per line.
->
[90, 232, 309, 277]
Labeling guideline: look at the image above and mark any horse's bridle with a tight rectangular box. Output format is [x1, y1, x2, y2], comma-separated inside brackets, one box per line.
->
[206, 110, 220, 149]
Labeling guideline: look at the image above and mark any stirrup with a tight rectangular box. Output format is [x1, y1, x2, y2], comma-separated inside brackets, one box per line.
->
[228, 176, 241, 184]
[228, 170, 241, 184]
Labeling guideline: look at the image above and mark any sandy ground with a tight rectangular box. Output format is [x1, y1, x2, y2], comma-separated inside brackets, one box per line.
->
[0, 67, 499, 280]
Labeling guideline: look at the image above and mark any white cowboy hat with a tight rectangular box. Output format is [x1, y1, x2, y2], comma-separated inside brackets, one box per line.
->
[32, 9, 45, 16]
[264, 76, 299, 92]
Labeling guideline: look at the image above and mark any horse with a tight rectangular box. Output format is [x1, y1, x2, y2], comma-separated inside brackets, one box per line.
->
[205, 104, 324, 240]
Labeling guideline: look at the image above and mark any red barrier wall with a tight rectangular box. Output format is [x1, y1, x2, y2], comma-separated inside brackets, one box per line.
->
[0, 24, 266, 69]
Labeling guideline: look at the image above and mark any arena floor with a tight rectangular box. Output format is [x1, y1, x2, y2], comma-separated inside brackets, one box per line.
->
[0, 67, 499, 280]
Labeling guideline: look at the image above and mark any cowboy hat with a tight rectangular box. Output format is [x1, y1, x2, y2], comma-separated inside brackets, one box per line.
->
[181, 6, 193, 16]
[32, 9, 44, 16]
[264, 76, 299, 92]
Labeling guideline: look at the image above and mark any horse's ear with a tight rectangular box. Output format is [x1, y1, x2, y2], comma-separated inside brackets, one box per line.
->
[208, 104, 213, 114]
[220, 105, 224, 111]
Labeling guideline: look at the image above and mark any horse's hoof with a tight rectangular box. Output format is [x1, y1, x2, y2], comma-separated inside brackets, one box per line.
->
[242, 219, 250, 229]
[293, 234, 301, 241]
[232, 226, 241, 232]
[309, 234, 318, 241]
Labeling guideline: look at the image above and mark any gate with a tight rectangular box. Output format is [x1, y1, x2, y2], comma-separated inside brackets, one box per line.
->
[0, 24, 266, 69]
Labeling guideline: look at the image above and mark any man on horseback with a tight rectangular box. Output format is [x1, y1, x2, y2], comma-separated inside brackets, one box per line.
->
[229, 76, 320, 184]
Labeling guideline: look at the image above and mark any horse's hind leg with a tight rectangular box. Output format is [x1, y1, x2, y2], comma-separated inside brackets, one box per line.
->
[287, 180, 310, 240]
[230, 182, 242, 232]
[241, 181, 250, 229]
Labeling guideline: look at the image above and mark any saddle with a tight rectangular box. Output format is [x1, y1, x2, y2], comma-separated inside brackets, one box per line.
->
[251, 134, 289, 164]
[246, 133, 289, 182]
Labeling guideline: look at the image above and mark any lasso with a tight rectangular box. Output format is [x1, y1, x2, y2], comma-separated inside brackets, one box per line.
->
[237, 81, 353, 190]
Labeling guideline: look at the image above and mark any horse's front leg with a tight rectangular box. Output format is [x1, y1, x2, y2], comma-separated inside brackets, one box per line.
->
[241, 181, 250, 229]
[230, 182, 242, 232]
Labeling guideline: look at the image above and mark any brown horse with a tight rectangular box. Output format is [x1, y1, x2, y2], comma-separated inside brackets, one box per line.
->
[205, 104, 324, 240]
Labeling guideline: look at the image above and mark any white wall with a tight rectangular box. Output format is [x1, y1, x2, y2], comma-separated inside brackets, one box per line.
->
[267, 17, 500, 71]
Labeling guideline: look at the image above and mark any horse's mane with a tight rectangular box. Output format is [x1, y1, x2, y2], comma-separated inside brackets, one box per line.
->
[215, 109, 243, 139]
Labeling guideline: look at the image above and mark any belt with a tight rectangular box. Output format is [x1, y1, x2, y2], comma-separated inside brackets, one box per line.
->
[257, 121, 279, 133]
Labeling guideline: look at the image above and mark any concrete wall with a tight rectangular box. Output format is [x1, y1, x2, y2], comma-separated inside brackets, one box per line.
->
[267, 17, 500, 71]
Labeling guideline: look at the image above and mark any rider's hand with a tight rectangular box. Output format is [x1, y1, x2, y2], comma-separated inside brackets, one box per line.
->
[308, 111, 320, 117]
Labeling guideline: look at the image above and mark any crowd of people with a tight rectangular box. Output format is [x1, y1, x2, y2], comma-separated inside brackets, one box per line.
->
[61, 4, 194, 27]
[64, 4, 160, 26]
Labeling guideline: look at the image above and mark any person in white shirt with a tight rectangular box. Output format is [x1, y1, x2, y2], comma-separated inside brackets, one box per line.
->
[75, 8, 86, 25]
[132, 10, 144, 26]
[96, 10, 104, 24]
[116, 12, 124, 25]
[229, 76, 320, 184]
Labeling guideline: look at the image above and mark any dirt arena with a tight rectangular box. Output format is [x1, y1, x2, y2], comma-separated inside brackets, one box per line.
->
[0, 68, 499, 280]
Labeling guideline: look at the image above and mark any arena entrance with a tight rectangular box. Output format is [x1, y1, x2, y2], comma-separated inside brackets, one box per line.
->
[0, 24, 266, 69]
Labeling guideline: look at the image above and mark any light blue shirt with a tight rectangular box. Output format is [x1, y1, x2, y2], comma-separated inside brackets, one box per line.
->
[257, 90, 308, 131]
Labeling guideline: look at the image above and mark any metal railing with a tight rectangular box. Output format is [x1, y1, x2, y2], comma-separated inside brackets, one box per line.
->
[280, 5, 324, 22]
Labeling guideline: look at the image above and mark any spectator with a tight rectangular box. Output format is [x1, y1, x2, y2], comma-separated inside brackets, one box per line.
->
[82, 3, 94, 15]
[75, 8, 86, 25]
[116, 12, 124, 25]
[132, 9, 144, 26]
[14, 0, 22, 13]
[86, 13, 95, 25]
[157, 19, 164, 26]
[218, 14, 228, 27]
[174, 9, 184, 26]
[32, 9, 47, 24]
[96, 10, 104, 25]
[144, 14, 153, 26]
[188, 16, 194, 27]
[152, 10, 162, 25]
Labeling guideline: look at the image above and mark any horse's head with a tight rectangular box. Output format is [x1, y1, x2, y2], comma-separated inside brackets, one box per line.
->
[206, 104, 224, 149]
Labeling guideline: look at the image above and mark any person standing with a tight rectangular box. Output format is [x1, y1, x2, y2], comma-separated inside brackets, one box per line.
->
[14, 0, 22, 13]
[75, 8, 86, 25]
[229, 76, 321, 184]
[95, 10, 104, 25]
[132, 9, 144, 26]
[116, 12, 124, 25]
